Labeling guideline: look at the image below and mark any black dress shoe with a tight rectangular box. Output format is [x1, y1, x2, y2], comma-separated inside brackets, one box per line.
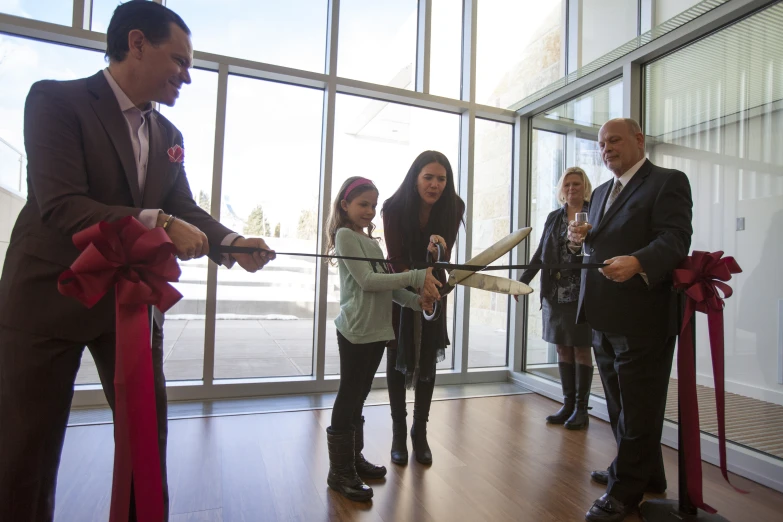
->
[590, 470, 666, 494]
[591, 469, 609, 485]
[585, 494, 637, 522]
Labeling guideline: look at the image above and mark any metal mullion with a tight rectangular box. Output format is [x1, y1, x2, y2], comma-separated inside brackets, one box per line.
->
[72, 0, 90, 30]
[313, 0, 340, 384]
[623, 61, 642, 122]
[415, 0, 432, 93]
[510, 115, 530, 373]
[203, 63, 229, 386]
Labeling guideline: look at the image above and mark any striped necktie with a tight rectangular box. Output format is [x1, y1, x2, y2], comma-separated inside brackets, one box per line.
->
[606, 178, 623, 209]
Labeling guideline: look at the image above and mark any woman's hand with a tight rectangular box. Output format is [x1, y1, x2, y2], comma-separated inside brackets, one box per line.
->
[428, 234, 446, 256]
[421, 267, 442, 301]
[419, 296, 435, 314]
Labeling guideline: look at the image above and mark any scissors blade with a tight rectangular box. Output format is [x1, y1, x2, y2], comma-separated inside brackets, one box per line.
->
[456, 273, 533, 295]
[448, 227, 532, 286]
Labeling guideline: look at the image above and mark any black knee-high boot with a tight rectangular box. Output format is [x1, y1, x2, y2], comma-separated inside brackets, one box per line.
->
[326, 427, 373, 501]
[410, 377, 435, 465]
[565, 364, 593, 430]
[387, 351, 409, 464]
[546, 362, 576, 424]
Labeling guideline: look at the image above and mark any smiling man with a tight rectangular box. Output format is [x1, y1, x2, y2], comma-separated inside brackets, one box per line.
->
[0, 2, 272, 521]
[568, 118, 693, 522]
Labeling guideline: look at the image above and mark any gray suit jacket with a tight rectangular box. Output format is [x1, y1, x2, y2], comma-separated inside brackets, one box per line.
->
[0, 71, 233, 341]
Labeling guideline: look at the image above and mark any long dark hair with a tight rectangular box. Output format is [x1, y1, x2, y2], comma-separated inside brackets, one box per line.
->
[381, 151, 465, 251]
[325, 176, 379, 265]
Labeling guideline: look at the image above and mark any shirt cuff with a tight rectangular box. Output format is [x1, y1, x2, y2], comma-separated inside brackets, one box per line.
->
[221, 233, 241, 267]
[640, 271, 650, 286]
[139, 209, 162, 229]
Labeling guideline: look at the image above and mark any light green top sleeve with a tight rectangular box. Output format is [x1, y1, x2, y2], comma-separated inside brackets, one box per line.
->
[335, 228, 426, 292]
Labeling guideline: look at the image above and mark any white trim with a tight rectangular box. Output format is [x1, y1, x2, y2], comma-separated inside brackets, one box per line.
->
[415, 0, 432, 94]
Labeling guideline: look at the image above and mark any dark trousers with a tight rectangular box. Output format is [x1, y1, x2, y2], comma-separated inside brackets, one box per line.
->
[593, 330, 675, 504]
[0, 323, 169, 522]
[331, 332, 386, 431]
[385, 348, 436, 423]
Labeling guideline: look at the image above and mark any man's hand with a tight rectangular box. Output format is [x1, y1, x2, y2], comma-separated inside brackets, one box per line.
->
[567, 221, 593, 245]
[421, 267, 442, 301]
[230, 237, 276, 273]
[159, 213, 209, 260]
[599, 256, 643, 283]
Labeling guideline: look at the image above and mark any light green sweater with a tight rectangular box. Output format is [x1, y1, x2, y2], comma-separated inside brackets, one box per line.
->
[334, 227, 426, 344]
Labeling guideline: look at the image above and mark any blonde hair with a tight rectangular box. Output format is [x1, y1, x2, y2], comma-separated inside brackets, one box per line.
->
[556, 166, 592, 205]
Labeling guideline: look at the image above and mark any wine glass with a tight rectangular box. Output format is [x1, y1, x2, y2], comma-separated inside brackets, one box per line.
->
[574, 212, 589, 257]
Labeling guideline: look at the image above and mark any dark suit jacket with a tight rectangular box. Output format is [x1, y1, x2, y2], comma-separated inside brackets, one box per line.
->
[520, 203, 586, 306]
[576, 160, 693, 337]
[0, 71, 234, 342]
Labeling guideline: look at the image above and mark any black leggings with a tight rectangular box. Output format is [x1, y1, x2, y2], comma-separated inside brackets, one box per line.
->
[331, 331, 386, 431]
[386, 348, 436, 423]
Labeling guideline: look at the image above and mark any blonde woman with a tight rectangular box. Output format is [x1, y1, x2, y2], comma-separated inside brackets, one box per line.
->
[520, 167, 594, 429]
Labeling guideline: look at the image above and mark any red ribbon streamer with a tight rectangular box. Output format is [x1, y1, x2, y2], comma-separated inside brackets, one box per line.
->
[673, 250, 746, 513]
[58, 217, 182, 522]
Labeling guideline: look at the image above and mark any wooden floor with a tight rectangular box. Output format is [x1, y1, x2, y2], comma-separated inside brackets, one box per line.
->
[56, 394, 783, 522]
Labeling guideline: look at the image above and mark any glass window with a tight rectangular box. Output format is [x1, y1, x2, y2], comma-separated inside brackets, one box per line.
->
[580, 0, 637, 67]
[468, 118, 513, 368]
[476, 0, 565, 108]
[0, 0, 71, 26]
[156, 69, 218, 382]
[215, 76, 323, 379]
[337, 0, 417, 89]
[429, 0, 462, 100]
[165, 0, 328, 73]
[654, 0, 703, 27]
[526, 78, 622, 378]
[326, 93, 460, 375]
[645, 2, 783, 459]
[91, 0, 130, 33]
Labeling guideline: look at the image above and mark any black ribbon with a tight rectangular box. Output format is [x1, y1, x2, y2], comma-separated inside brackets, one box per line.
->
[214, 245, 606, 272]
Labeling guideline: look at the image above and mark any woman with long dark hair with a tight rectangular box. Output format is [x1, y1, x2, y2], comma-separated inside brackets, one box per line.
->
[381, 150, 465, 465]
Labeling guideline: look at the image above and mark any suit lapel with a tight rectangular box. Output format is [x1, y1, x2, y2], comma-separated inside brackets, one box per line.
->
[142, 113, 172, 208]
[590, 160, 651, 242]
[86, 72, 142, 207]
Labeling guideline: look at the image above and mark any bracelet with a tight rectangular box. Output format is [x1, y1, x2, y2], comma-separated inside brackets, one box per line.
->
[162, 214, 176, 230]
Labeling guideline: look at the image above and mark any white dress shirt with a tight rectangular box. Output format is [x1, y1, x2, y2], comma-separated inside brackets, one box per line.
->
[603, 156, 646, 214]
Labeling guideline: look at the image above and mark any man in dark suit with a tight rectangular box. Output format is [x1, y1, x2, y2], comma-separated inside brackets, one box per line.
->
[568, 118, 693, 522]
[0, 2, 273, 520]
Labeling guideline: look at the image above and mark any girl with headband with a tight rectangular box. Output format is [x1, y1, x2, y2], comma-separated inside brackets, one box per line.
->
[323, 176, 442, 502]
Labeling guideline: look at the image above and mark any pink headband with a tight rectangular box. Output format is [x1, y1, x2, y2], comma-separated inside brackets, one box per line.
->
[343, 177, 375, 200]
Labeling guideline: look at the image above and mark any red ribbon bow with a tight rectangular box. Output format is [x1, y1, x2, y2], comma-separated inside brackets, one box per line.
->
[672, 250, 746, 513]
[167, 144, 184, 163]
[58, 216, 182, 522]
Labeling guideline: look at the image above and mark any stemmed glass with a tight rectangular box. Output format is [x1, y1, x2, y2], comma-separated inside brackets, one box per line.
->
[574, 212, 589, 257]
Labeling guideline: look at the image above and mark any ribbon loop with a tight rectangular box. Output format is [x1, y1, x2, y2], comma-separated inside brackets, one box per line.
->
[672, 250, 745, 513]
[59, 216, 182, 522]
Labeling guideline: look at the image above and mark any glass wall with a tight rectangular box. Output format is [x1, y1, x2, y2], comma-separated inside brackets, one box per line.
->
[579, 0, 638, 67]
[645, 1, 783, 458]
[526, 78, 622, 381]
[0, 0, 71, 26]
[326, 94, 461, 375]
[477, 0, 565, 108]
[469, 118, 513, 368]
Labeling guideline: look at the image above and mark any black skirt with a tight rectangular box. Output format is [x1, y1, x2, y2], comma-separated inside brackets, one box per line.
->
[541, 297, 592, 346]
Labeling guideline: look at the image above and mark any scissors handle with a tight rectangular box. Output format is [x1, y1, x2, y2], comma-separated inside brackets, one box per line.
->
[423, 243, 446, 322]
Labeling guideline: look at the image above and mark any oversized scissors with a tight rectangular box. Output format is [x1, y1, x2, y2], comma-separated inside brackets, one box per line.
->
[424, 227, 534, 321]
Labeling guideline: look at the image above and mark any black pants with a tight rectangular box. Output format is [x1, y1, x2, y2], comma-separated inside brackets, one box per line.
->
[0, 323, 169, 522]
[386, 348, 436, 423]
[331, 332, 386, 431]
[593, 330, 675, 504]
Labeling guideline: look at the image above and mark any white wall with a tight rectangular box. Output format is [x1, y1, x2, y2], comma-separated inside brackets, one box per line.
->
[0, 185, 25, 274]
[580, 0, 637, 66]
[654, 0, 703, 27]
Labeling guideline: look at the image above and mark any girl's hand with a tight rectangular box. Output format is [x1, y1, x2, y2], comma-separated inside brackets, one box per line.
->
[428, 235, 446, 256]
[422, 267, 442, 301]
[419, 296, 435, 314]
